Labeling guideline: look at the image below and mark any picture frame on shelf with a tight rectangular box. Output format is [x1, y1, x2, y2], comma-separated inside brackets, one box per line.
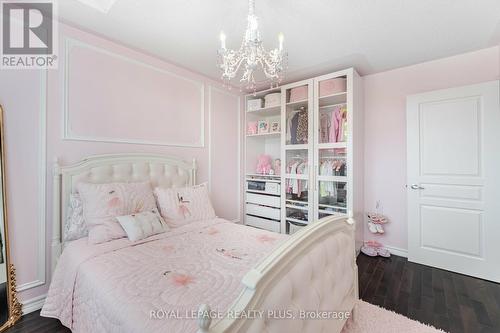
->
[270, 121, 280, 133]
[247, 121, 258, 135]
[258, 120, 269, 134]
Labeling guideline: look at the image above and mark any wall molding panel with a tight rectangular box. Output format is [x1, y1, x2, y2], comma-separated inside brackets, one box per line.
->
[62, 38, 205, 148]
[17, 70, 47, 292]
[208, 86, 242, 222]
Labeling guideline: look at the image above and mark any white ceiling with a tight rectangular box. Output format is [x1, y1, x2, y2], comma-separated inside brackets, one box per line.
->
[57, 0, 500, 84]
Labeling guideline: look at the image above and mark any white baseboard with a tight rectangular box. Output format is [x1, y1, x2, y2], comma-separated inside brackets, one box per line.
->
[385, 245, 408, 258]
[22, 294, 46, 315]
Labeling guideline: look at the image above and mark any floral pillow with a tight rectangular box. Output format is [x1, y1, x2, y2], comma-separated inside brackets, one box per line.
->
[154, 183, 216, 227]
[63, 194, 88, 242]
[78, 181, 157, 244]
[117, 209, 168, 242]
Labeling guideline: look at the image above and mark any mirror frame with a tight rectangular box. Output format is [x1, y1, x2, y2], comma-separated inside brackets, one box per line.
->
[0, 105, 21, 332]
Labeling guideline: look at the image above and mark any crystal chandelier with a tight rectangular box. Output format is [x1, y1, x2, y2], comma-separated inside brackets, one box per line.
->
[218, 0, 287, 90]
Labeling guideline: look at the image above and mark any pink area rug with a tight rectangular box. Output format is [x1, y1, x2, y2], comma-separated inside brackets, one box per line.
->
[342, 301, 446, 333]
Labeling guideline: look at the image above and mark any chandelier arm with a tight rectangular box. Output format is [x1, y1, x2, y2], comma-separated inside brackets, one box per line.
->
[218, 0, 285, 89]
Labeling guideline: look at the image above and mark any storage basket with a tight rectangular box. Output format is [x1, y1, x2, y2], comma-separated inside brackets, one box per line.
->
[247, 98, 263, 111]
[289, 86, 308, 102]
[319, 78, 347, 97]
[264, 92, 281, 107]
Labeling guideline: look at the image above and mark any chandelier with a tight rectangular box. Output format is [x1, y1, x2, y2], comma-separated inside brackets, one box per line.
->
[218, 0, 287, 90]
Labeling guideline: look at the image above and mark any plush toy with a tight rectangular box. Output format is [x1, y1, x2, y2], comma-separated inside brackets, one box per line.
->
[256, 154, 273, 174]
[274, 159, 281, 176]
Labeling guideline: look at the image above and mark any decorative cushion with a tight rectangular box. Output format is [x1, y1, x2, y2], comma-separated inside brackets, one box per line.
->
[63, 194, 88, 242]
[154, 183, 216, 227]
[116, 209, 169, 242]
[78, 181, 157, 244]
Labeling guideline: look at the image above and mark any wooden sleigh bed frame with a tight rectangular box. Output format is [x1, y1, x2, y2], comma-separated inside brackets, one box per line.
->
[51, 153, 358, 333]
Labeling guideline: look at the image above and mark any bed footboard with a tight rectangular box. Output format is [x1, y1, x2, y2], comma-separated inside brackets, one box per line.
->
[198, 215, 358, 333]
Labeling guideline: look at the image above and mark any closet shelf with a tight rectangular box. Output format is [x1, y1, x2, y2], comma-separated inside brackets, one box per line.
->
[285, 144, 309, 150]
[246, 105, 281, 117]
[318, 92, 347, 107]
[317, 142, 347, 149]
[284, 173, 308, 180]
[318, 210, 344, 216]
[316, 175, 348, 182]
[319, 102, 347, 110]
[246, 132, 281, 138]
[286, 99, 308, 109]
[318, 203, 348, 210]
[286, 199, 308, 205]
[286, 217, 309, 225]
[286, 204, 308, 211]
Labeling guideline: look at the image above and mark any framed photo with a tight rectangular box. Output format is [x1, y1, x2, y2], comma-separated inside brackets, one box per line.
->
[270, 121, 280, 133]
[258, 120, 269, 134]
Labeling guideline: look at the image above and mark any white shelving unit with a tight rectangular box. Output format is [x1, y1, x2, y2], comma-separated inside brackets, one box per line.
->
[243, 68, 363, 247]
[280, 79, 314, 234]
[244, 87, 283, 233]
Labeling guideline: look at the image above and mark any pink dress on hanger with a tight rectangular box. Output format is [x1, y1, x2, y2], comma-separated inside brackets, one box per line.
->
[329, 106, 342, 143]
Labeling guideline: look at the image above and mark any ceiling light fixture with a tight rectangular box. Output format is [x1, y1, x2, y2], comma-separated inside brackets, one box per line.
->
[218, 0, 287, 91]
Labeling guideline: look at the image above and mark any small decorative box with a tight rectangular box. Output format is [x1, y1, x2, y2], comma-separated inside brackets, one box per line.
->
[289, 85, 308, 102]
[247, 98, 263, 111]
[319, 78, 346, 97]
[264, 93, 281, 107]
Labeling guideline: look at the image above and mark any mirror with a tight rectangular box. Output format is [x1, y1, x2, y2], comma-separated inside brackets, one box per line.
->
[0, 105, 21, 331]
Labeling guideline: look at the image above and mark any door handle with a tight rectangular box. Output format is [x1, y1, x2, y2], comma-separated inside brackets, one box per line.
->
[410, 184, 425, 190]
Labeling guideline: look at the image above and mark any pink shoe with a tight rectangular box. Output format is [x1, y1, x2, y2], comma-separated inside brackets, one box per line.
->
[367, 213, 388, 224]
[377, 247, 391, 258]
[361, 245, 378, 256]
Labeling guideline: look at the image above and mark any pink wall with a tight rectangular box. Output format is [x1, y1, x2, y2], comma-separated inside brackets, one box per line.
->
[363, 46, 500, 252]
[0, 23, 241, 304]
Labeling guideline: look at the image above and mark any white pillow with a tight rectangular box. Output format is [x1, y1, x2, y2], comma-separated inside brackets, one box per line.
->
[78, 182, 157, 244]
[117, 209, 168, 242]
[64, 194, 88, 242]
[154, 183, 216, 227]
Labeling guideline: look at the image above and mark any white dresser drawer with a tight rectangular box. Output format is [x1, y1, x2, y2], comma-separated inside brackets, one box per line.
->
[246, 193, 281, 208]
[246, 215, 281, 233]
[246, 203, 280, 220]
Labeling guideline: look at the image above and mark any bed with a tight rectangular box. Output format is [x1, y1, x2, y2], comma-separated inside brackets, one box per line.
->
[42, 153, 358, 333]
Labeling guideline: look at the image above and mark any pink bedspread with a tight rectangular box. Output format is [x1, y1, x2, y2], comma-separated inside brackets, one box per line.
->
[41, 219, 288, 333]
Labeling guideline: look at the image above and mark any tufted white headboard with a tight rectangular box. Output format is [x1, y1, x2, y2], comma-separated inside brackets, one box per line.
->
[51, 153, 197, 272]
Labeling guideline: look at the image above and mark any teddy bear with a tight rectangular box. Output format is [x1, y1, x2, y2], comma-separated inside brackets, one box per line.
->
[255, 154, 273, 174]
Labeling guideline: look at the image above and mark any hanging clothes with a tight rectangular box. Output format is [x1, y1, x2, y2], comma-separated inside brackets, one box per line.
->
[319, 112, 330, 143]
[327, 105, 348, 143]
[296, 108, 308, 144]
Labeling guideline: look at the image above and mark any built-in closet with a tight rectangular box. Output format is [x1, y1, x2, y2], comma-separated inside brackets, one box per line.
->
[244, 68, 363, 238]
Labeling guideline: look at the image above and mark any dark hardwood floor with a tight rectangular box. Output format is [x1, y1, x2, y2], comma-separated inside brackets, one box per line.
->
[5, 254, 500, 333]
[357, 254, 500, 333]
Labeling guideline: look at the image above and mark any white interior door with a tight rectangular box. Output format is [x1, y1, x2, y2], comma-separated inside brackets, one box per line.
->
[407, 80, 500, 283]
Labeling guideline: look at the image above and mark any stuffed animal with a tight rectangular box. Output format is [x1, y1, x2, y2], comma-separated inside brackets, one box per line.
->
[256, 154, 272, 174]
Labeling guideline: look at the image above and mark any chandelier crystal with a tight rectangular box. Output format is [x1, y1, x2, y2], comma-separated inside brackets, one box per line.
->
[218, 0, 287, 90]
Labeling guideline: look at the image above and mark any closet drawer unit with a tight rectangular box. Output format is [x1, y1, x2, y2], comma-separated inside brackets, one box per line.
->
[246, 193, 281, 208]
[246, 180, 280, 195]
[246, 203, 280, 220]
[246, 215, 281, 233]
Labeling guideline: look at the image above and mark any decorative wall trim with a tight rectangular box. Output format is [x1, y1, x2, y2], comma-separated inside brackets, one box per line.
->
[385, 245, 408, 258]
[21, 294, 46, 315]
[207, 86, 242, 222]
[17, 70, 47, 292]
[62, 38, 205, 148]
